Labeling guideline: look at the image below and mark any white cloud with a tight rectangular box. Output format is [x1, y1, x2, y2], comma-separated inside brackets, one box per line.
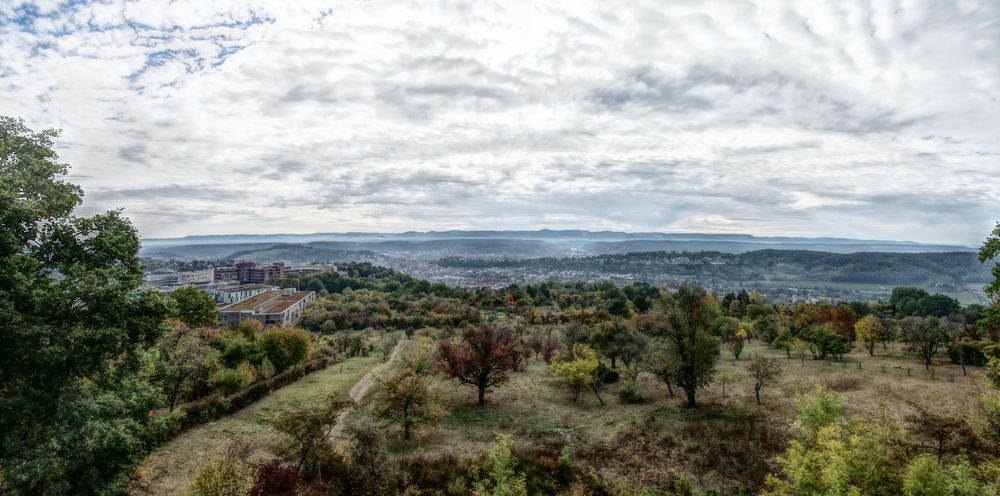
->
[0, 0, 997, 243]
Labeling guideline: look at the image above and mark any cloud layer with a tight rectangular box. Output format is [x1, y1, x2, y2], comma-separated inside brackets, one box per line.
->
[1, 0, 998, 243]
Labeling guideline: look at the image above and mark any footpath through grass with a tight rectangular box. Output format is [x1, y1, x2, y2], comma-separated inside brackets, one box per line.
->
[139, 354, 382, 496]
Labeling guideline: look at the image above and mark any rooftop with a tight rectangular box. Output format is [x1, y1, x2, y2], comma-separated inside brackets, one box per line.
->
[219, 290, 313, 314]
[214, 284, 275, 294]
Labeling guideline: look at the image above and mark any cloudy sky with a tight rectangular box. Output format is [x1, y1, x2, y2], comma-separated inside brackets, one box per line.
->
[1, 0, 998, 243]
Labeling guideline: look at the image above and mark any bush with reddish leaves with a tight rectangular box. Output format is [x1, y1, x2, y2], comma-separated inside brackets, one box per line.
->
[250, 460, 302, 495]
[542, 338, 562, 364]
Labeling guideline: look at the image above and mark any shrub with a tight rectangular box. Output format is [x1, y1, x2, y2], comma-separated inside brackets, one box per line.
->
[191, 441, 258, 496]
[617, 379, 647, 404]
[250, 460, 303, 496]
[259, 327, 312, 373]
[212, 366, 254, 396]
[220, 337, 263, 368]
[594, 362, 619, 384]
[257, 358, 276, 380]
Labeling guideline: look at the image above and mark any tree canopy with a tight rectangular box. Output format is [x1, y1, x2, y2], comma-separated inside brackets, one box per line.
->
[0, 116, 172, 494]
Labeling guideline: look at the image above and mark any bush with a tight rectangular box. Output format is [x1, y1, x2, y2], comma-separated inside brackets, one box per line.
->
[257, 358, 276, 380]
[594, 362, 620, 384]
[220, 337, 263, 368]
[191, 441, 258, 496]
[948, 339, 989, 367]
[212, 365, 254, 396]
[259, 327, 312, 373]
[250, 460, 303, 496]
[618, 380, 647, 404]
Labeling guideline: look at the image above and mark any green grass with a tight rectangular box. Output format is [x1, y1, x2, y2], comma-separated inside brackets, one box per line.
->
[139, 354, 382, 495]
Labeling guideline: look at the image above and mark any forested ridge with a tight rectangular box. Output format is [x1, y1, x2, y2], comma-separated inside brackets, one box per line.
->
[439, 249, 993, 285]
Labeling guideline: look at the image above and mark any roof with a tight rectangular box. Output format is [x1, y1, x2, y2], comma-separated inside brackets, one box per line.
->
[219, 290, 313, 315]
[215, 284, 274, 294]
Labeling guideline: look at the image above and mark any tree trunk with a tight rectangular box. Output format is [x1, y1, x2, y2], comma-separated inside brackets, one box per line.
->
[611, 356, 617, 369]
[478, 385, 486, 406]
[591, 385, 605, 406]
[683, 387, 696, 408]
[665, 377, 674, 397]
[754, 384, 761, 405]
[404, 421, 411, 440]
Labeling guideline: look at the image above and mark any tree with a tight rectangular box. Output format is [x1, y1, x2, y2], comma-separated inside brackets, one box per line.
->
[747, 355, 782, 405]
[854, 314, 885, 357]
[550, 344, 605, 405]
[156, 321, 219, 411]
[804, 323, 852, 361]
[258, 327, 312, 373]
[271, 395, 353, 479]
[0, 117, 172, 494]
[648, 286, 719, 407]
[981, 221, 1000, 302]
[715, 371, 738, 399]
[728, 331, 746, 360]
[901, 317, 949, 369]
[372, 368, 446, 440]
[436, 324, 524, 405]
[170, 286, 218, 328]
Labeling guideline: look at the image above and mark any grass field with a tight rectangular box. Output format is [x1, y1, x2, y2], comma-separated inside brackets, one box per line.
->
[138, 354, 382, 496]
[356, 338, 990, 493]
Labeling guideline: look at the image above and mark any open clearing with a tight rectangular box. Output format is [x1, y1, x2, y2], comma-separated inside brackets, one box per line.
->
[356, 338, 988, 492]
[139, 354, 382, 496]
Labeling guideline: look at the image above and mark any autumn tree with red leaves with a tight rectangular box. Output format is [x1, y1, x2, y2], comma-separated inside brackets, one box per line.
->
[436, 324, 524, 406]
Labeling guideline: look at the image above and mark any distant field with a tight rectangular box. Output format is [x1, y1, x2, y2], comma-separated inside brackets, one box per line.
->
[357, 339, 988, 493]
[139, 355, 382, 496]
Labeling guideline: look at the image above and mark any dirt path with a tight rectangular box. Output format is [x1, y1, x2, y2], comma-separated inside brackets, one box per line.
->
[330, 338, 405, 440]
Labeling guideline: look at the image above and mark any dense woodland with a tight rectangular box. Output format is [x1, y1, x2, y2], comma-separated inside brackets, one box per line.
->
[3, 118, 1000, 495]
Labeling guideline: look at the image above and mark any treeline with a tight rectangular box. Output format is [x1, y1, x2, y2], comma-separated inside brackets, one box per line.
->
[438, 249, 992, 286]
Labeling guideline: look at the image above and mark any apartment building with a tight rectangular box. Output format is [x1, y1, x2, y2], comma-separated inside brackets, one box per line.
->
[213, 262, 287, 284]
[206, 284, 278, 305]
[217, 289, 316, 327]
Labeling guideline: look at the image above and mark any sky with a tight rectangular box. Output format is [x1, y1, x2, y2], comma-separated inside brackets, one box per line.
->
[1, 0, 998, 244]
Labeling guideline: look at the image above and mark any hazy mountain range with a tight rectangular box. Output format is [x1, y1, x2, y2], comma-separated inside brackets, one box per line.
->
[140, 230, 976, 259]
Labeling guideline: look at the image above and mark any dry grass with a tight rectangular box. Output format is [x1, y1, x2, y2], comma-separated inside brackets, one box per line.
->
[355, 338, 989, 494]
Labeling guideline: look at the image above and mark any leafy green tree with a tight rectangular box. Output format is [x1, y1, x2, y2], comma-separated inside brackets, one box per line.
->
[472, 434, 528, 496]
[901, 317, 949, 370]
[550, 344, 605, 405]
[747, 355, 782, 405]
[372, 368, 446, 440]
[790, 385, 844, 444]
[0, 117, 172, 494]
[155, 322, 219, 411]
[804, 323, 852, 361]
[590, 317, 646, 369]
[271, 395, 352, 479]
[902, 455, 948, 496]
[169, 286, 218, 328]
[258, 327, 312, 373]
[648, 286, 719, 407]
[982, 221, 1000, 302]
[854, 314, 885, 357]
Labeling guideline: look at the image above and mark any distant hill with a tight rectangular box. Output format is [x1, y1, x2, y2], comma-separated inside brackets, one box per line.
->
[140, 230, 974, 259]
[438, 250, 992, 287]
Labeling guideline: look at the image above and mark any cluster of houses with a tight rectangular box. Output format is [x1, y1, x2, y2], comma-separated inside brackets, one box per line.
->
[144, 261, 327, 327]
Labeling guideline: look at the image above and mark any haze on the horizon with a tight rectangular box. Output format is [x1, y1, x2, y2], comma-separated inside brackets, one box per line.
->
[1, 0, 998, 244]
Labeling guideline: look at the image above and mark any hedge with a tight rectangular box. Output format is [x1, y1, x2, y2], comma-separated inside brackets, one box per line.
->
[157, 356, 338, 441]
